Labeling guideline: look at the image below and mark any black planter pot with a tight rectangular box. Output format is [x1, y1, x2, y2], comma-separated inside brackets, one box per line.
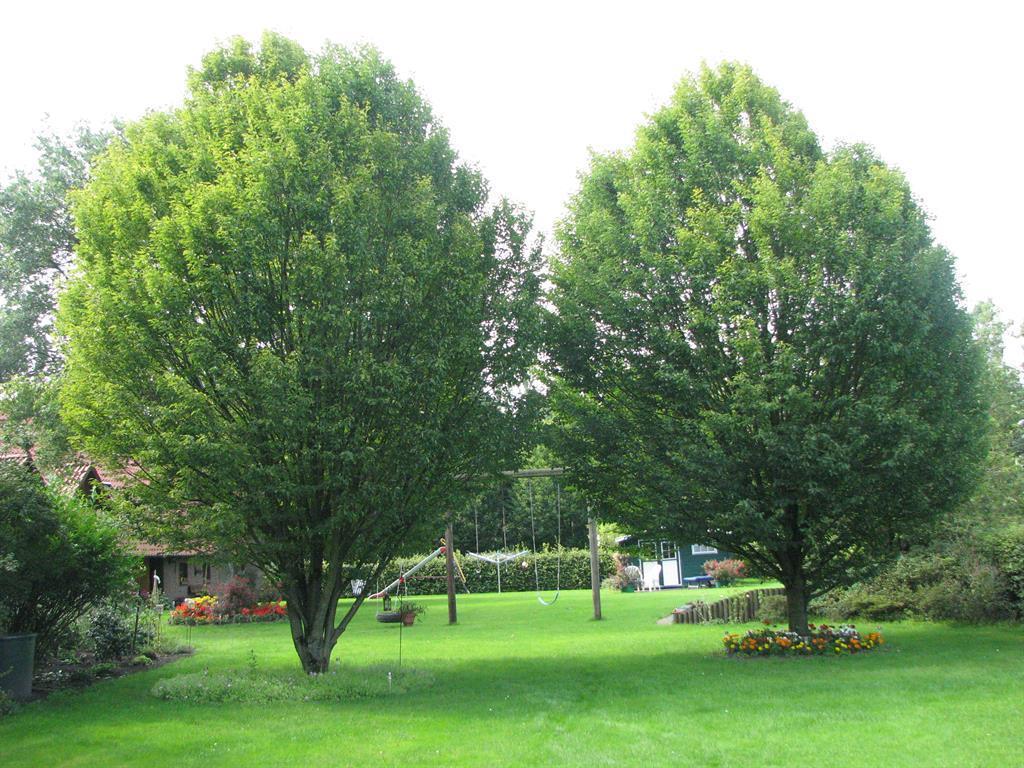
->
[0, 633, 36, 700]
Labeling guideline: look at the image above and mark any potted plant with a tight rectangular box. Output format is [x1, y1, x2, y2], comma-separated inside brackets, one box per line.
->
[397, 602, 425, 626]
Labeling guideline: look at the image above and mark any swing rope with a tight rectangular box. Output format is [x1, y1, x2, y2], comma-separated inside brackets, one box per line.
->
[474, 502, 480, 553]
[529, 477, 561, 606]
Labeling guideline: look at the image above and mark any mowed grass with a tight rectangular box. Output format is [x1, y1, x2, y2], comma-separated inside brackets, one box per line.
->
[1, 586, 1021, 767]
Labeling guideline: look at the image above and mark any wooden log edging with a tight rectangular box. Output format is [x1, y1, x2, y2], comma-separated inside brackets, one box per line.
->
[671, 587, 786, 625]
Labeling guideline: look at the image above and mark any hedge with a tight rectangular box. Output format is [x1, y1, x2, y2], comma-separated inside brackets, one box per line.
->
[372, 549, 617, 596]
[993, 524, 1024, 606]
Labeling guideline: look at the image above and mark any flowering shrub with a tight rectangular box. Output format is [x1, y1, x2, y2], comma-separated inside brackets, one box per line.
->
[168, 596, 287, 625]
[703, 558, 747, 585]
[723, 623, 884, 656]
[240, 602, 288, 621]
[215, 577, 258, 617]
[169, 600, 215, 625]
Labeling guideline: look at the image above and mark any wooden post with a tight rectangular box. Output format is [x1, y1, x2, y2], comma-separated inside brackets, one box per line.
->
[588, 515, 602, 620]
[445, 521, 457, 625]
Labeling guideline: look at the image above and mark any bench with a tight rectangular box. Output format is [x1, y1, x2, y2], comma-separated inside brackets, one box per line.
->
[683, 575, 714, 588]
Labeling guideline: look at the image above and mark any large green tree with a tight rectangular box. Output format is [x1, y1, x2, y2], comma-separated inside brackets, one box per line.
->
[0, 126, 110, 380]
[60, 34, 543, 672]
[939, 304, 1024, 538]
[0, 127, 110, 468]
[546, 63, 985, 634]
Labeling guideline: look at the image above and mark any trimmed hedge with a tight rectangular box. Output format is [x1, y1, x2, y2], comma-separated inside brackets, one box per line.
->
[376, 549, 616, 596]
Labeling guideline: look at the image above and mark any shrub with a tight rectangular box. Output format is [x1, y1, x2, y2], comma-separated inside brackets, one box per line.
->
[87, 603, 134, 661]
[812, 584, 910, 622]
[815, 549, 1017, 623]
[0, 688, 16, 718]
[0, 463, 135, 655]
[703, 558, 747, 586]
[991, 524, 1024, 606]
[87, 600, 155, 661]
[89, 662, 118, 677]
[169, 597, 287, 625]
[755, 595, 788, 624]
[213, 577, 258, 618]
[151, 665, 434, 703]
[255, 578, 284, 604]
[240, 602, 288, 622]
[723, 624, 884, 657]
[168, 600, 214, 625]
[380, 548, 616, 596]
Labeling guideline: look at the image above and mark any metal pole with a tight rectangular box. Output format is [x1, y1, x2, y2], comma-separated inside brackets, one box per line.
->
[445, 521, 457, 625]
[588, 514, 602, 620]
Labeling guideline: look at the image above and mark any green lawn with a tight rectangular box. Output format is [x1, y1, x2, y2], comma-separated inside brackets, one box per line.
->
[2, 586, 1021, 767]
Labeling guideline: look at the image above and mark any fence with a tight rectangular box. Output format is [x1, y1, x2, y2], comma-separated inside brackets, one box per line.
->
[672, 587, 786, 624]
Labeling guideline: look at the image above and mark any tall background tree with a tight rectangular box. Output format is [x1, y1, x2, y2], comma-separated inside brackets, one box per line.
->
[946, 304, 1024, 536]
[60, 33, 543, 672]
[0, 125, 110, 467]
[546, 63, 985, 634]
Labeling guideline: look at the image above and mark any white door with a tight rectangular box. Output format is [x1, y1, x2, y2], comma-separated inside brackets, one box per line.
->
[661, 558, 681, 587]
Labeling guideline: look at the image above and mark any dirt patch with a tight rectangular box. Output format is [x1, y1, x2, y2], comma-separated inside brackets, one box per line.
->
[26, 648, 194, 703]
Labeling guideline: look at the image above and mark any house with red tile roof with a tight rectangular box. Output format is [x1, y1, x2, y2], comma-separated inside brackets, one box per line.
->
[1, 435, 237, 603]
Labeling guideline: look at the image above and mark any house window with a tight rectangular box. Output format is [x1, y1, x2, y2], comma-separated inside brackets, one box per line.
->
[691, 545, 718, 555]
[660, 541, 677, 559]
[178, 561, 189, 585]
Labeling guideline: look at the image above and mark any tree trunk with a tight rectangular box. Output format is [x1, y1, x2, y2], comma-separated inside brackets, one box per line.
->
[293, 632, 332, 674]
[781, 502, 810, 636]
[783, 576, 810, 637]
[287, 607, 335, 674]
[285, 582, 341, 675]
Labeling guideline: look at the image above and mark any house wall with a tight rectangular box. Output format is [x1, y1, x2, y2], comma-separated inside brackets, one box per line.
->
[151, 557, 236, 603]
[679, 545, 732, 578]
[630, 542, 734, 585]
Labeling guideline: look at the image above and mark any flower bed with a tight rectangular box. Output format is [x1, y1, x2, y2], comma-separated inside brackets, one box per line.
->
[168, 597, 288, 625]
[240, 602, 287, 621]
[723, 623, 884, 656]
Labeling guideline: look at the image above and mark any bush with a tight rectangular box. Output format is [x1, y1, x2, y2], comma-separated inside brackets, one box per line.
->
[241, 602, 288, 622]
[380, 548, 616, 596]
[168, 596, 288, 625]
[991, 524, 1024, 606]
[812, 584, 910, 622]
[703, 558, 747, 586]
[87, 601, 155, 661]
[89, 662, 118, 678]
[168, 597, 215, 625]
[0, 688, 16, 718]
[151, 665, 434, 703]
[255, 577, 284, 604]
[815, 549, 1017, 623]
[213, 577, 258, 618]
[755, 595, 788, 624]
[0, 463, 135, 655]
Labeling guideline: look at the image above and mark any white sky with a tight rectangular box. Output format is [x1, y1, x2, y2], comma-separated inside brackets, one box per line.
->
[3, 0, 1021, 365]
